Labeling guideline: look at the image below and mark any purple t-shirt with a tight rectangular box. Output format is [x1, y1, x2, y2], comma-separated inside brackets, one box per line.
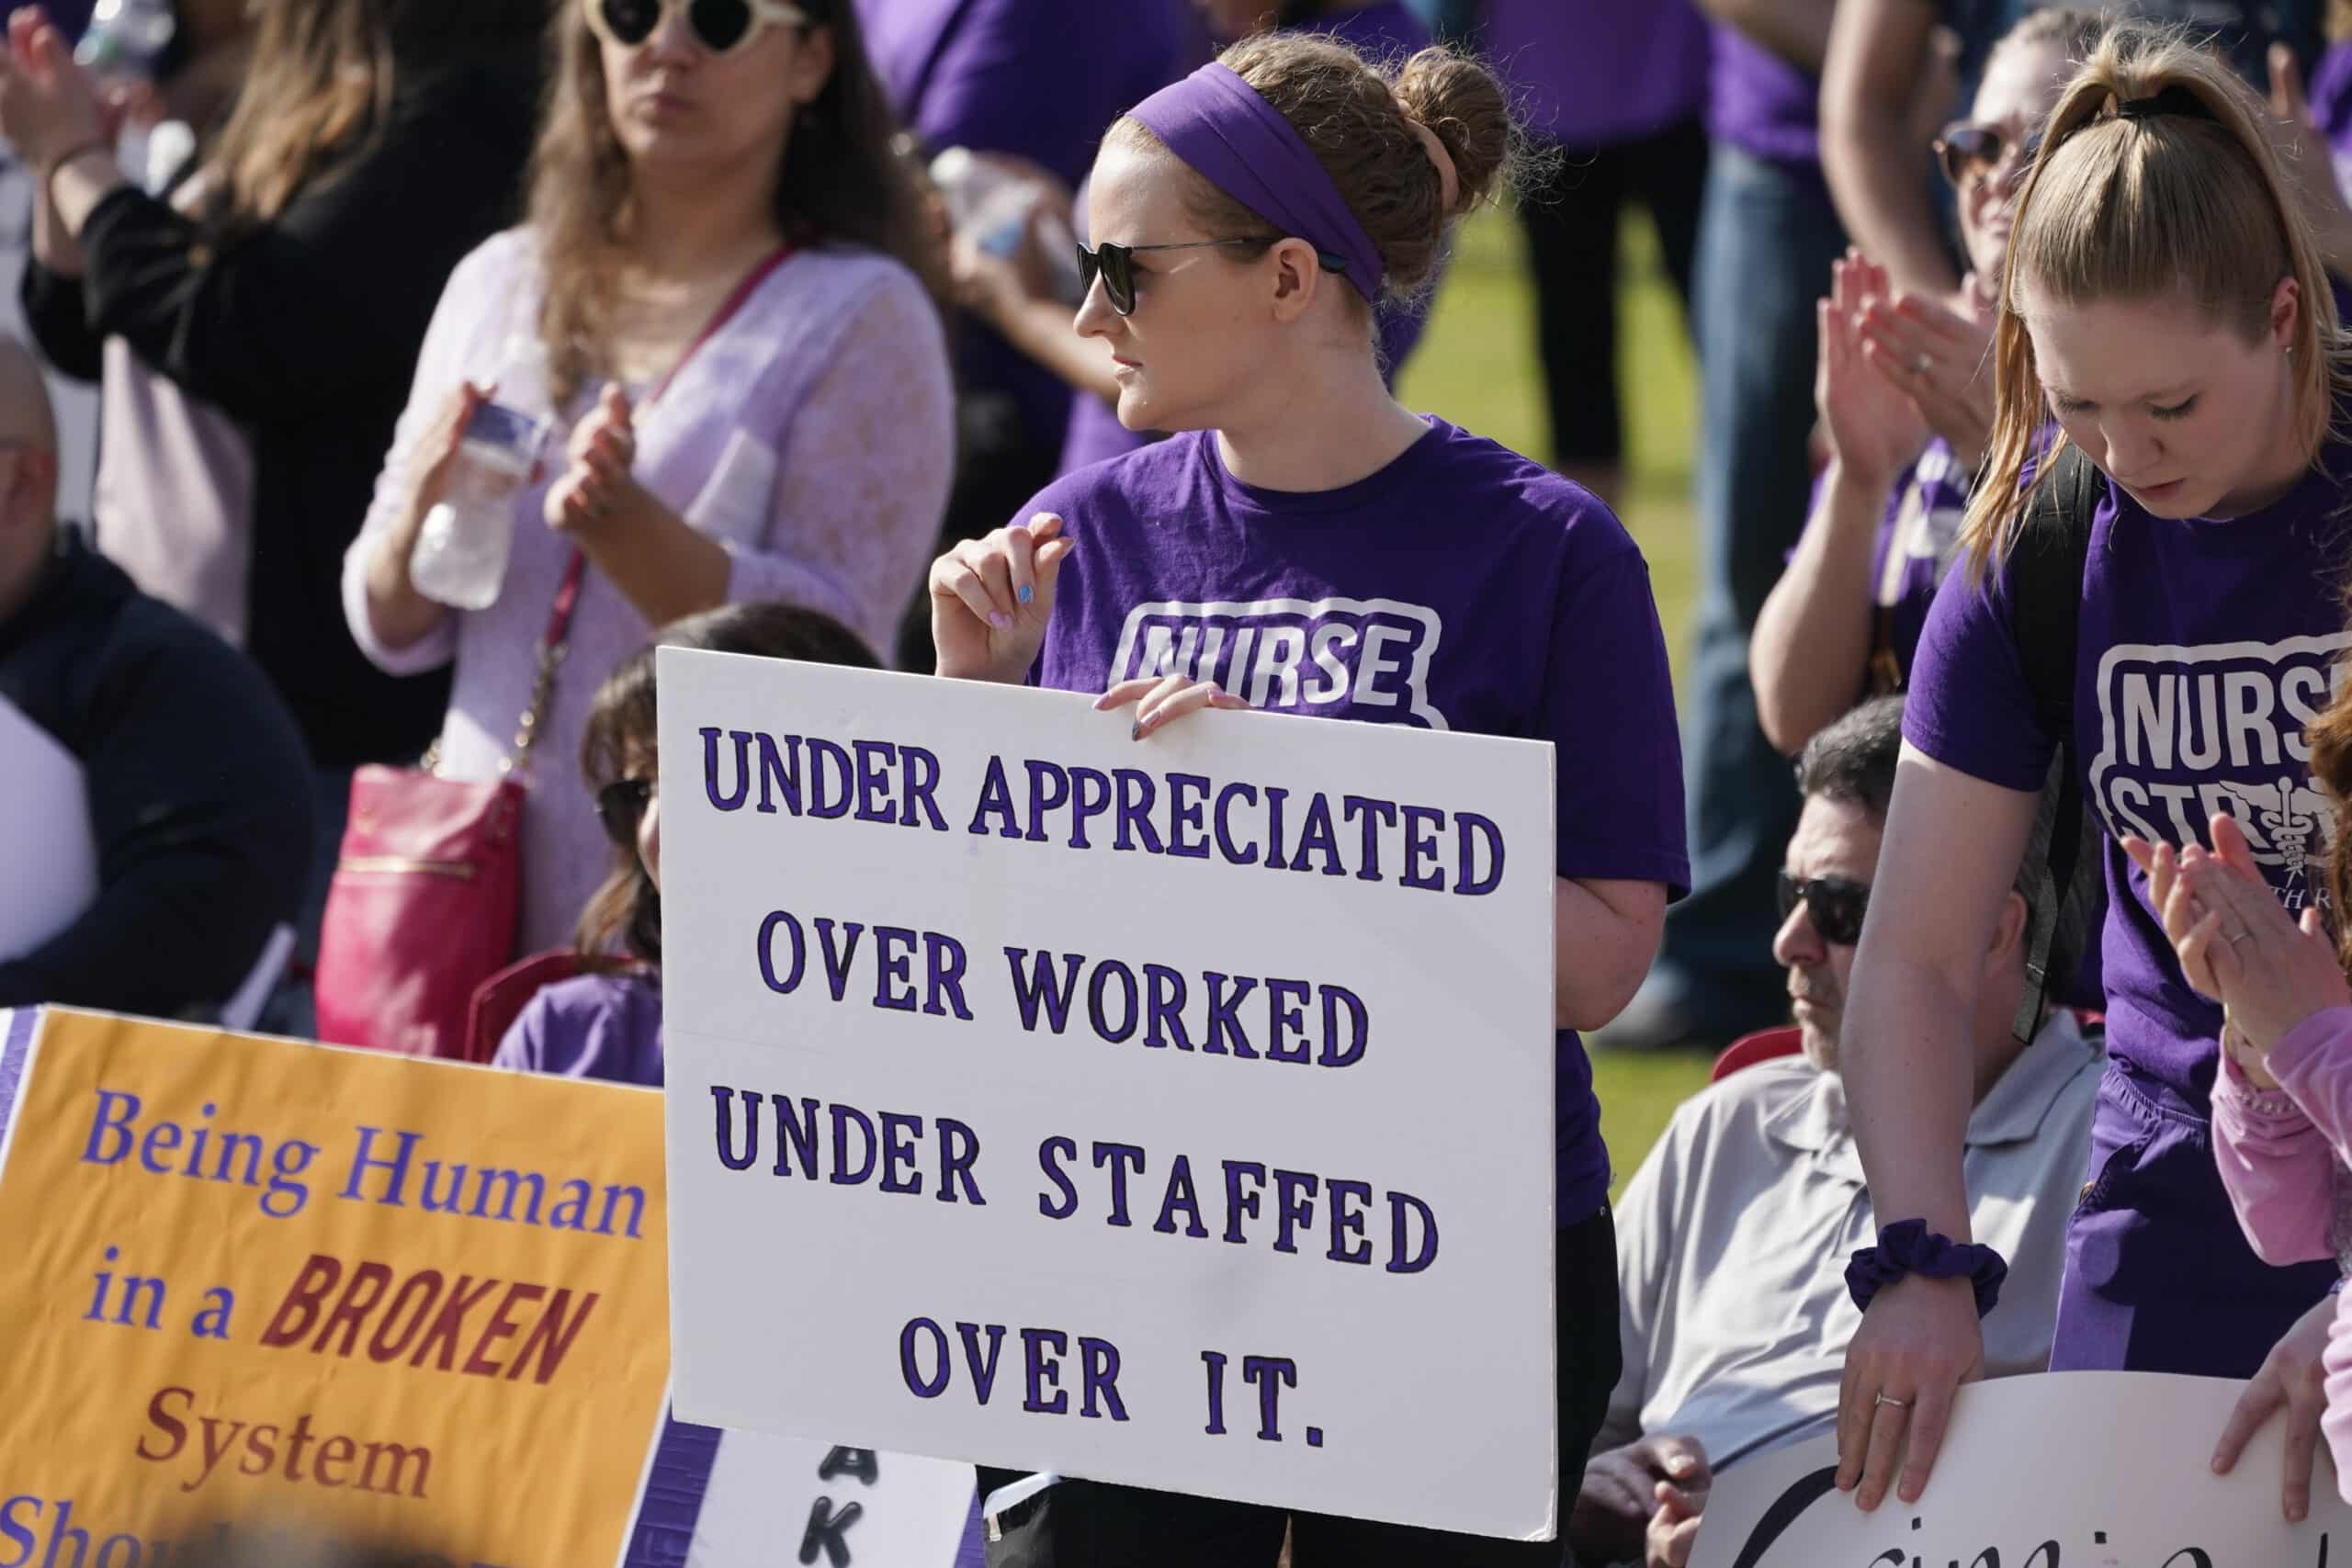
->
[492, 971, 667, 1089]
[1487, 0, 1708, 146]
[1057, 1, 1437, 479]
[2312, 40, 2352, 207]
[1706, 22, 1819, 167]
[1906, 447, 2352, 1114]
[1023, 418, 1691, 1219]
[1796, 437, 1973, 684]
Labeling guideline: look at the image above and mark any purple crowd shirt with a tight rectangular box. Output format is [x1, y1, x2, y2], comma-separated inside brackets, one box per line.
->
[2311, 40, 2352, 208]
[1058, 1, 1438, 478]
[1487, 0, 1709, 146]
[1025, 418, 1691, 1219]
[493, 971, 667, 1087]
[1706, 23, 1820, 167]
[1906, 443, 2352, 1115]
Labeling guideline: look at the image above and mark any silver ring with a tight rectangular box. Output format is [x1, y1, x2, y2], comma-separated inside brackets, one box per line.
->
[2226, 928, 2253, 947]
[1914, 354, 1933, 378]
[1874, 1393, 1913, 1410]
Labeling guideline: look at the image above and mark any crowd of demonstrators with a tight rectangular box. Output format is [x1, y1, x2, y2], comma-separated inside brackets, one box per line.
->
[956, 0, 1439, 483]
[1573, 696, 2096, 1568]
[1589, 0, 1851, 1053]
[22, 0, 2352, 1559]
[1751, 8, 2096, 752]
[1834, 17, 2352, 1526]
[929, 27, 1686, 1562]
[0, 333, 311, 1022]
[345, 0, 953, 961]
[1476, 0, 1708, 509]
[2, 0, 546, 1030]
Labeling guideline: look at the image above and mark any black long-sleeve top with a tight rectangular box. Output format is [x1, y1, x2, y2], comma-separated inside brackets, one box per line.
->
[0, 532, 313, 1016]
[21, 46, 542, 768]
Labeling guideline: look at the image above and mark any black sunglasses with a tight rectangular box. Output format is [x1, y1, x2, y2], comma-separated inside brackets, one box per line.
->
[585, 0, 809, 57]
[597, 778, 657, 846]
[1777, 872, 1872, 947]
[1935, 120, 2043, 187]
[1077, 236, 1350, 317]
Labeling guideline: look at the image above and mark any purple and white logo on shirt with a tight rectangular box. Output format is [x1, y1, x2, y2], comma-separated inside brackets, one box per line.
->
[2089, 632, 2352, 908]
[1108, 596, 1450, 729]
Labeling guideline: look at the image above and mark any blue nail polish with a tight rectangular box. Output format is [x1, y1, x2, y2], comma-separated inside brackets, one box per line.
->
[1019, 584, 1035, 604]
[1130, 720, 1144, 741]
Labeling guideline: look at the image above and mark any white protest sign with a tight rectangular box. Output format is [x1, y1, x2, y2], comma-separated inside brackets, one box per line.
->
[1690, 1372, 2351, 1566]
[0, 694, 96, 962]
[678, 1432, 975, 1567]
[657, 653, 1559, 1540]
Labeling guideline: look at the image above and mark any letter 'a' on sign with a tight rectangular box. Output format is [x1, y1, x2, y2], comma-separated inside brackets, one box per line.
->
[657, 651, 1561, 1540]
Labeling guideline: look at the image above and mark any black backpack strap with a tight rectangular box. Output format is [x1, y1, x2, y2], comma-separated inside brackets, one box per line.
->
[2005, 444, 2100, 1043]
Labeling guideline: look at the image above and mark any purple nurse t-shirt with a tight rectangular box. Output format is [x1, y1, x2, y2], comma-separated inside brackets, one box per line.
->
[1025, 418, 1691, 1219]
[1906, 446, 2352, 1113]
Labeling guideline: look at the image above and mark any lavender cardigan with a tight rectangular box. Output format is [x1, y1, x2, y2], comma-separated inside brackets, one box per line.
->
[343, 229, 954, 955]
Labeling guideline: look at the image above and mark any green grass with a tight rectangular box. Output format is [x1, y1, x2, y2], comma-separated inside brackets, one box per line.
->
[1397, 207, 1716, 1196]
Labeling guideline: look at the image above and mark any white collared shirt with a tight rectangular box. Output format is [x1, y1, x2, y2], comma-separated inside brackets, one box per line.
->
[1599, 1011, 2100, 1471]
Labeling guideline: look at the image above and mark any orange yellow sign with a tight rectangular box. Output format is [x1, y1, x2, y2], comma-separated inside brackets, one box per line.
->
[0, 1009, 671, 1566]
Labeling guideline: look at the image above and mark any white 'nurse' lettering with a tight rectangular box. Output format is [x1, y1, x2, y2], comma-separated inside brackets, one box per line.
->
[1109, 596, 1449, 729]
[2088, 632, 2352, 907]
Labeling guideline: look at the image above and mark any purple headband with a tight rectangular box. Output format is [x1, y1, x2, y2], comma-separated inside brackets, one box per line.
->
[1128, 62, 1385, 302]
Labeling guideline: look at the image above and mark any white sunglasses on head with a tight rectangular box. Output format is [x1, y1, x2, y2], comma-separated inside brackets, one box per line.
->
[582, 0, 811, 58]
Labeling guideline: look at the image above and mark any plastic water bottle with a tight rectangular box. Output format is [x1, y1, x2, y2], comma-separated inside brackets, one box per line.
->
[408, 401, 543, 612]
[929, 147, 1083, 302]
[75, 0, 176, 189]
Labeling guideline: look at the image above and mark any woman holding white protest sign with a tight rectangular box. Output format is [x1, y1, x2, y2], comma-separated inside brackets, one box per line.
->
[926, 28, 1690, 1566]
[1832, 18, 2352, 1527]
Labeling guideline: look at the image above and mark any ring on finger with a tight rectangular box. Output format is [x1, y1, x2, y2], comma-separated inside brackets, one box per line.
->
[1914, 354, 1934, 378]
[2226, 927, 2253, 947]
[1874, 1393, 1913, 1410]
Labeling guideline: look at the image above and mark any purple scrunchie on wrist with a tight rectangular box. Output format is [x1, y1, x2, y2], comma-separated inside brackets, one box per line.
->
[1845, 1218, 2009, 1318]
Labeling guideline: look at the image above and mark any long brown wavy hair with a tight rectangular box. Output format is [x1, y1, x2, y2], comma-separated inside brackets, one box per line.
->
[526, 0, 945, 407]
[207, 0, 546, 229]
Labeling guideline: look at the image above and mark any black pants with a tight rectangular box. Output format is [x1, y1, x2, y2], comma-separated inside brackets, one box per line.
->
[981, 1207, 1621, 1568]
[1516, 118, 1708, 469]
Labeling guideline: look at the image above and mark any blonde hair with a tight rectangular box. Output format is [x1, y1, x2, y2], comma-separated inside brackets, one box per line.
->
[1962, 21, 2352, 585]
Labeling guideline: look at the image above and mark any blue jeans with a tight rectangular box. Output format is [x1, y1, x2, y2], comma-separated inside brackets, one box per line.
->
[1657, 145, 1849, 1026]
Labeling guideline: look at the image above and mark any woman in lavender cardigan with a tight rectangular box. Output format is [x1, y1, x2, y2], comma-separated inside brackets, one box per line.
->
[345, 0, 954, 956]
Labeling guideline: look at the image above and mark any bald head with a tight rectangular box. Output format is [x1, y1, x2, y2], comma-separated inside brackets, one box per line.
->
[0, 336, 58, 457]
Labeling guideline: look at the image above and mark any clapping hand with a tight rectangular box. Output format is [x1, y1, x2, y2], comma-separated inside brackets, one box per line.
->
[1857, 275, 1997, 470]
[2122, 816, 2349, 1067]
[545, 386, 645, 536]
[1816, 251, 1929, 492]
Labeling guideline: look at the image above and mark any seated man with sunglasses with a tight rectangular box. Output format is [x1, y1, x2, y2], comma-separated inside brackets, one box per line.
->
[1568, 695, 2098, 1568]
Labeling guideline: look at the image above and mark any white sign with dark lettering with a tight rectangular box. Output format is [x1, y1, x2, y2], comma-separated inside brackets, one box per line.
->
[1689, 1373, 2352, 1567]
[657, 652, 1559, 1540]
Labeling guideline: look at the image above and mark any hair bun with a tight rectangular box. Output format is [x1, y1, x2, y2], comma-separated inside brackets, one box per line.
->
[1391, 46, 1510, 217]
